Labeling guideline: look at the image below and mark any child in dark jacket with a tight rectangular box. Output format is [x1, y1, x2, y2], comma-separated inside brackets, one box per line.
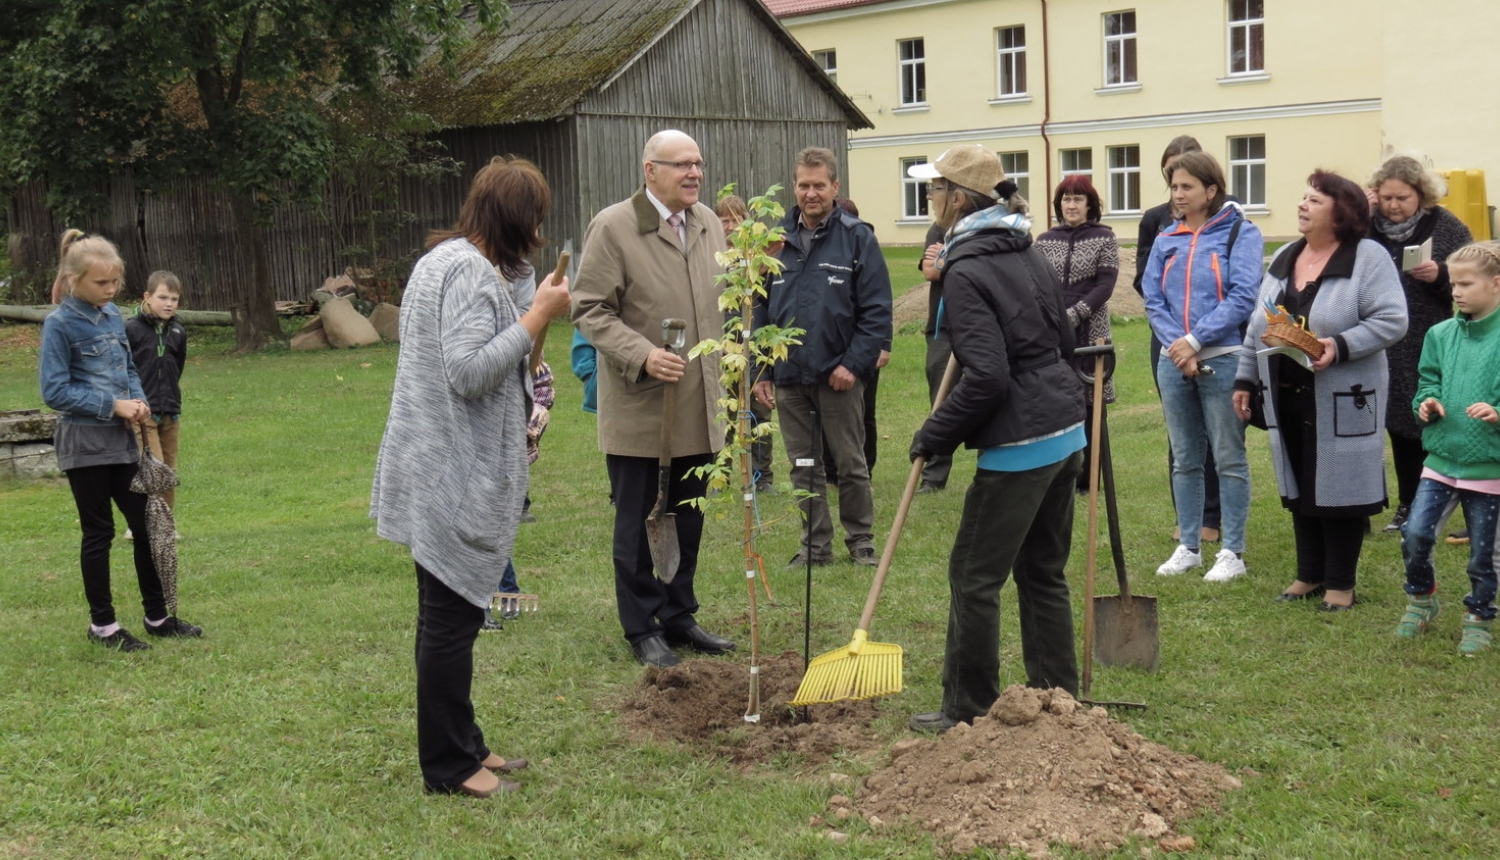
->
[1396, 241, 1500, 655]
[125, 271, 187, 517]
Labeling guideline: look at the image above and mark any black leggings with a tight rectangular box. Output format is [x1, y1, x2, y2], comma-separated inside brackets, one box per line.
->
[1290, 511, 1367, 593]
[1388, 432, 1426, 508]
[66, 462, 166, 626]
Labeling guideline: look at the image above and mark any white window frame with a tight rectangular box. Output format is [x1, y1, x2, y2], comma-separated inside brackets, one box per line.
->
[1107, 145, 1141, 214]
[995, 26, 1027, 98]
[813, 48, 837, 82]
[1228, 135, 1267, 208]
[898, 38, 926, 106]
[999, 151, 1030, 203]
[1227, 0, 1265, 76]
[1060, 148, 1093, 180]
[1102, 10, 1137, 88]
[900, 156, 930, 220]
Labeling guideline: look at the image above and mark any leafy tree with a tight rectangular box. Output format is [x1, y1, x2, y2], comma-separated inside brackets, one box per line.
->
[689, 184, 802, 722]
[0, 0, 503, 350]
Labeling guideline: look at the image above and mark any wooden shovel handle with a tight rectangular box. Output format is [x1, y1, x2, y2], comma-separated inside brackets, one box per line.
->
[858, 354, 960, 632]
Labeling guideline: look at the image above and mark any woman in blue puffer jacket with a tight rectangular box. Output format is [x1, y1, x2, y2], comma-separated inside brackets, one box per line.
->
[1142, 151, 1265, 583]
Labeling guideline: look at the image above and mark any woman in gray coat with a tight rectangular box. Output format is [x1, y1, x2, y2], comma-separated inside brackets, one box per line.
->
[1233, 171, 1407, 611]
[371, 157, 572, 798]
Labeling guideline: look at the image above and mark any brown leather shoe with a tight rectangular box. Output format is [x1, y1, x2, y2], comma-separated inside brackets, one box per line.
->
[481, 753, 529, 773]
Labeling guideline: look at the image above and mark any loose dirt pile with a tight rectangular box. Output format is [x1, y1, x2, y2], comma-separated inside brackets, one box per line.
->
[618, 651, 884, 766]
[853, 686, 1239, 857]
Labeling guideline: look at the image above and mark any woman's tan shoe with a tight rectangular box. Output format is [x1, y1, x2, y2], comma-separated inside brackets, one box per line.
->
[480, 753, 529, 773]
[455, 767, 519, 798]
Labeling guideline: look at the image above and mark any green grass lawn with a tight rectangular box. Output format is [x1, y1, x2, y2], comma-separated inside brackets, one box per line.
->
[3, 272, 1498, 858]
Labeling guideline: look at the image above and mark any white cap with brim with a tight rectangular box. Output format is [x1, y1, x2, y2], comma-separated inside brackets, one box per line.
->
[905, 144, 1004, 199]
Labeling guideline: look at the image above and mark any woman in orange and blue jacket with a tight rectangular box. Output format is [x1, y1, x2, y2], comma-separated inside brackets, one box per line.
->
[1141, 151, 1265, 583]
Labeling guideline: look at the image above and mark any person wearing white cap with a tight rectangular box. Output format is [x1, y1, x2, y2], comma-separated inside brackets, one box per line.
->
[904, 145, 1087, 733]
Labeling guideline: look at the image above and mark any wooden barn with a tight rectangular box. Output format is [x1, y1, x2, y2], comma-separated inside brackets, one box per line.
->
[4, 0, 870, 309]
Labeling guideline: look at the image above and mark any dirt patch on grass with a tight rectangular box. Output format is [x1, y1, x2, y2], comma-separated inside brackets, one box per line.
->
[618, 650, 884, 767]
[853, 686, 1239, 857]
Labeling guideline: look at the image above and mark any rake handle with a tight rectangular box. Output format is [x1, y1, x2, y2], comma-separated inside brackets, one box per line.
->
[857, 355, 960, 632]
[1081, 343, 1107, 700]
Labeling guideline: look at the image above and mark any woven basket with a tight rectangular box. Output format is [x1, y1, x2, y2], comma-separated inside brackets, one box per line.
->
[1262, 322, 1322, 358]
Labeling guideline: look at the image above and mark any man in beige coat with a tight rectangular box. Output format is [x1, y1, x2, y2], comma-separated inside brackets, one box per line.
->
[572, 130, 734, 668]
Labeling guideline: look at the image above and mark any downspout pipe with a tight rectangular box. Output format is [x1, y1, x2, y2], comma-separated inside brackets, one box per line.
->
[1040, 0, 1053, 228]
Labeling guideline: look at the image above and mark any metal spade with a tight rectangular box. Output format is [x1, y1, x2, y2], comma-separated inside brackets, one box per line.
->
[645, 318, 687, 582]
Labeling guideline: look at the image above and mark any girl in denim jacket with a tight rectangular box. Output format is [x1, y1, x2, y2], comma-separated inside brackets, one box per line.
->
[38, 231, 202, 652]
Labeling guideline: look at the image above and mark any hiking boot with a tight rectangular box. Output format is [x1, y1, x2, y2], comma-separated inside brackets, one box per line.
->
[1446, 529, 1470, 546]
[1395, 594, 1439, 637]
[1384, 505, 1411, 533]
[849, 546, 877, 567]
[909, 711, 960, 734]
[1459, 614, 1493, 656]
[1203, 549, 1246, 582]
[89, 628, 150, 652]
[787, 551, 833, 569]
[1156, 544, 1202, 576]
[144, 616, 203, 638]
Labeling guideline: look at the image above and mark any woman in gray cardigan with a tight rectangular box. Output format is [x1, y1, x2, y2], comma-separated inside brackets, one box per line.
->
[371, 157, 572, 798]
[1234, 171, 1407, 611]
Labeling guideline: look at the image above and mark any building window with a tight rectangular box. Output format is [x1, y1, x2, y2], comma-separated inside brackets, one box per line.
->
[999, 151, 1030, 203]
[813, 49, 837, 82]
[1228, 135, 1267, 206]
[1107, 145, 1141, 213]
[1061, 148, 1093, 179]
[1227, 0, 1264, 75]
[901, 157, 929, 219]
[1103, 11, 1137, 87]
[898, 38, 926, 105]
[996, 26, 1027, 97]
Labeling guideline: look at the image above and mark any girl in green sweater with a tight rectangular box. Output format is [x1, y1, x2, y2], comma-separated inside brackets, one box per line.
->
[1397, 241, 1500, 655]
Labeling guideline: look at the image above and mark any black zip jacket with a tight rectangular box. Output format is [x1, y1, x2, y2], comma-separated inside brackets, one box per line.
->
[915, 229, 1084, 456]
[755, 207, 892, 385]
[125, 308, 187, 416]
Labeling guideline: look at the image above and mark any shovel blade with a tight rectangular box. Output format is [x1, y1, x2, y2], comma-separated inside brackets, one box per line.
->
[646, 513, 680, 583]
[1094, 594, 1161, 672]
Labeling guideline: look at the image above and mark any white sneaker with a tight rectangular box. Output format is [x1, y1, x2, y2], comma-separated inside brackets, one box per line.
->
[123, 528, 134, 542]
[1203, 549, 1247, 582]
[1156, 544, 1202, 576]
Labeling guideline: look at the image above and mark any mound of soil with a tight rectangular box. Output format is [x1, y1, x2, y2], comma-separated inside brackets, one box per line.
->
[853, 686, 1239, 857]
[618, 651, 884, 766]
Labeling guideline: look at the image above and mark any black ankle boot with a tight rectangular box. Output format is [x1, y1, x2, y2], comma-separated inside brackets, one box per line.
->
[1383, 504, 1411, 533]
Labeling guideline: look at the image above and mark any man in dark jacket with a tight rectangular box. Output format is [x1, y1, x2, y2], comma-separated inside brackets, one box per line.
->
[753, 147, 892, 567]
[903, 145, 1086, 733]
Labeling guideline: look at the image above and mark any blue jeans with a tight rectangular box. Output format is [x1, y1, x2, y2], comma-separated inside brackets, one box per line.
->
[1156, 353, 1250, 553]
[1401, 479, 1500, 620]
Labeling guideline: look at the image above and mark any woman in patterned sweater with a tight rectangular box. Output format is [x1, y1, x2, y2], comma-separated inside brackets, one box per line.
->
[1036, 175, 1120, 489]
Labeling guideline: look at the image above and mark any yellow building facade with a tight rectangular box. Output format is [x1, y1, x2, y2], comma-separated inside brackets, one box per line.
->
[771, 0, 1499, 242]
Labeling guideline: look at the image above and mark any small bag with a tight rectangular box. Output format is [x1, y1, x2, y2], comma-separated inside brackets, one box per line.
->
[129, 440, 180, 496]
[1245, 383, 1268, 431]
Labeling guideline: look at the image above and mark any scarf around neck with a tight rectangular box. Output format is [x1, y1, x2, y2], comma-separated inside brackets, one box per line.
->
[1374, 209, 1425, 245]
[937, 207, 1032, 268]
